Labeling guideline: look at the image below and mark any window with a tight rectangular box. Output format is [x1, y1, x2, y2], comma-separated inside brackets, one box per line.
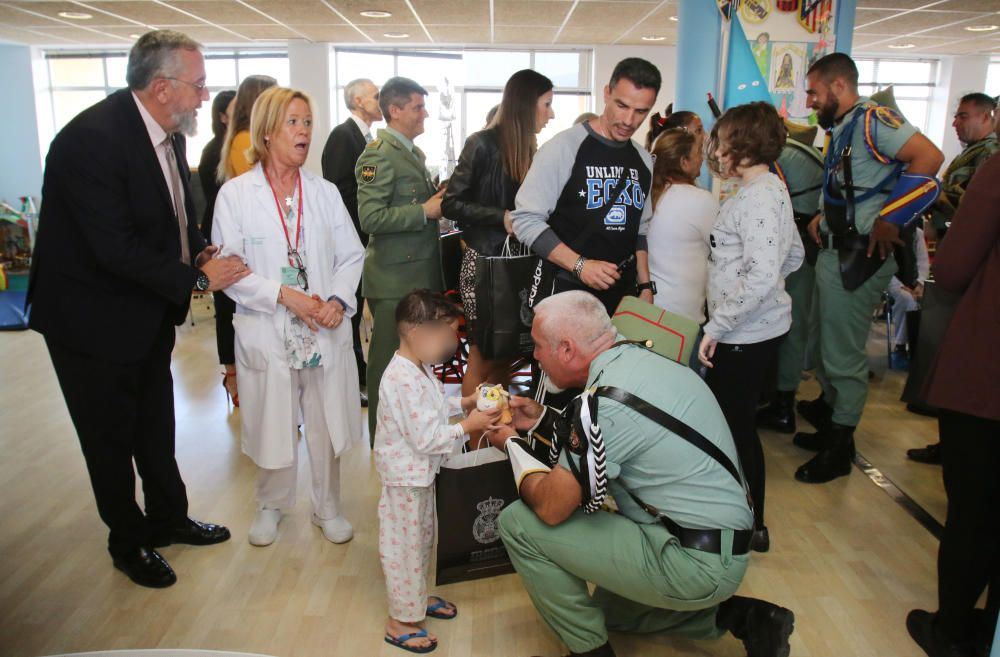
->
[38, 49, 290, 167]
[331, 47, 592, 181]
[987, 60, 1000, 97]
[855, 57, 937, 133]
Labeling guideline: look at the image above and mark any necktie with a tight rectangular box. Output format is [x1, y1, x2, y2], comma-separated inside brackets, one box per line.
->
[163, 136, 191, 265]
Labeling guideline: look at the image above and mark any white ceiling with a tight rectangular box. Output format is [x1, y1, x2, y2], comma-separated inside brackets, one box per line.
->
[0, 0, 995, 55]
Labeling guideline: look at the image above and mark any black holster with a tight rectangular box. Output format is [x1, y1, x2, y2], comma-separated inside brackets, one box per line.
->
[835, 232, 891, 291]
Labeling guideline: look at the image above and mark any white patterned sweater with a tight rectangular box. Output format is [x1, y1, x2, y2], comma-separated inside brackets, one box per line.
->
[704, 171, 804, 345]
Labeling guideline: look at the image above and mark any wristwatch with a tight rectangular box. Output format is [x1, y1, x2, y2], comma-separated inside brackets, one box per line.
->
[636, 281, 657, 295]
[195, 271, 210, 292]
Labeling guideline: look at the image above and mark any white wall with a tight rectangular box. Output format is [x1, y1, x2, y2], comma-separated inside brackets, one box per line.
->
[592, 44, 678, 148]
[928, 54, 992, 166]
[0, 44, 43, 204]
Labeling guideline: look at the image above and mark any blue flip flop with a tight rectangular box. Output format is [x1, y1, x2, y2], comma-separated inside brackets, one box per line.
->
[384, 629, 437, 653]
[426, 597, 458, 620]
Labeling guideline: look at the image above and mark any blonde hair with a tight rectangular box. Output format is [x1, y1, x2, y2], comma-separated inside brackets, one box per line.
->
[247, 86, 313, 168]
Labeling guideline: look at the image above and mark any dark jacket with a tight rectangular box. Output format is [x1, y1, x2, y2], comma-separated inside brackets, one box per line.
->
[27, 88, 205, 363]
[322, 117, 369, 246]
[924, 151, 1000, 422]
[442, 128, 518, 256]
[198, 135, 223, 242]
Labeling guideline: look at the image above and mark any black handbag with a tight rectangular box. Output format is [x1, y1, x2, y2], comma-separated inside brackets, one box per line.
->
[473, 237, 536, 360]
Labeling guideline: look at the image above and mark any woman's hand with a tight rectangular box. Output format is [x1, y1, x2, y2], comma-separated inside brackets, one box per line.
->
[279, 286, 321, 332]
[698, 334, 718, 368]
[311, 295, 345, 329]
[503, 210, 514, 235]
[639, 288, 654, 304]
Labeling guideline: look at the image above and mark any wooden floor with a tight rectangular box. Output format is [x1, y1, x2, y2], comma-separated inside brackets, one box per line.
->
[0, 304, 948, 657]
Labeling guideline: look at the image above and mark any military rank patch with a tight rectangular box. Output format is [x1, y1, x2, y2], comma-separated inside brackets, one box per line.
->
[873, 106, 904, 129]
[360, 164, 377, 184]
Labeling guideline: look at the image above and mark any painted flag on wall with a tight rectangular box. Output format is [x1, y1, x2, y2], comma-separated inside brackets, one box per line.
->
[798, 0, 832, 33]
[723, 15, 772, 109]
[776, 0, 799, 12]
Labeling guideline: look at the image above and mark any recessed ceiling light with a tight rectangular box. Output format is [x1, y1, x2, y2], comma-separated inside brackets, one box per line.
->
[383, 32, 409, 38]
[57, 11, 92, 20]
[888, 43, 915, 49]
[361, 10, 392, 18]
[965, 24, 998, 32]
[669, 15, 679, 22]
[642, 35, 667, 41]
[129, 33, 142, 39]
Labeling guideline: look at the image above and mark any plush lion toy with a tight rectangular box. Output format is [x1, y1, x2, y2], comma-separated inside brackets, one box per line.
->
[476, 383, 513, 425]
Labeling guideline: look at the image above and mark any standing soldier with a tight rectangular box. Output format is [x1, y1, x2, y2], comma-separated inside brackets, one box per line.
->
[355, 76, 445, 441]
[794, 53, 943, 484]
[756, 122, 825, 435]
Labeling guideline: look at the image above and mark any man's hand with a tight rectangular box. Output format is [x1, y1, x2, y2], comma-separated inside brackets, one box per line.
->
[579, 259, 621, 291]
[867, 218, 905, 260]
[311, 295, 345, 329]
[200, 255, 250, 292]
[509, 396, 544, 432]
[279, 286, 321, 332]
[423, 188, 445, 220]
[486, 424, 518, 450]
[195, 244, 220, 268]
[808, 213, 823, 246]
[698, 334, 718, 369]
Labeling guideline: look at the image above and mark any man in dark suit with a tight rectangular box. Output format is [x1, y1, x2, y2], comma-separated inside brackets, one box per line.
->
[27, 30, 248, 589]
[321, 78, 382, 407]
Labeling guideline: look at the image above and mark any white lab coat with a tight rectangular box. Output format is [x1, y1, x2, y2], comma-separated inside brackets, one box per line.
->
[213, 164, 365, 469]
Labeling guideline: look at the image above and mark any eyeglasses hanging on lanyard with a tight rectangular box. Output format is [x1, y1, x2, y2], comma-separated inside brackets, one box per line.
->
[263, 169, 308, 292]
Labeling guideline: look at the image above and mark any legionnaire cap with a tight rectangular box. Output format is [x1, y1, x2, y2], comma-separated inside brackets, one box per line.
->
[880, 172, 941, 227]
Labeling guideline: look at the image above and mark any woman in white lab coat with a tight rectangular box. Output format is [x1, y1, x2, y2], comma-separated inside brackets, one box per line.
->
[212, 86, 365, 547]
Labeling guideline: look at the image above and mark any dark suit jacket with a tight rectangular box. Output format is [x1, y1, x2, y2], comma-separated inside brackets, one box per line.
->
[27, 88, 206, 363]
[321, 117, 369, 246]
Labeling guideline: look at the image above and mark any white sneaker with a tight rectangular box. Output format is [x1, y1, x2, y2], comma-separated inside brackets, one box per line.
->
[248, 508, 282, 546]
[312, 514, 353, 544]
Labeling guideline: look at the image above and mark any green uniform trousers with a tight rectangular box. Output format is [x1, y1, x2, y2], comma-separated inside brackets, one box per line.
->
[813, 249, 896, 427]
[366, 297, 402, 442]
[776, 262, 817, 392]
[497, 501, 749, 654]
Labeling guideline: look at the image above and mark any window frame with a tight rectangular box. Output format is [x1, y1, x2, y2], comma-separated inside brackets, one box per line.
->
[854, 56, 938, 133]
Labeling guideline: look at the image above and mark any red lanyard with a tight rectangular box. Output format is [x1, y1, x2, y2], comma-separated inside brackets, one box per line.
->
[262, 168, 303, 263]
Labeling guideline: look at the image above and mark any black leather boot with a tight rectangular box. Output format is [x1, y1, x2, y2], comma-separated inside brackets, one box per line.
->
[907, 442, 942, 465]
[795, 423, 855, 484]
[531, 642, 616, 657]
[793, 427, 856, 459]
[756, 390, 796, 434]
[717, 595, 795, 657]
[906, 610, 976, 657]
[796, 393, 832, 432]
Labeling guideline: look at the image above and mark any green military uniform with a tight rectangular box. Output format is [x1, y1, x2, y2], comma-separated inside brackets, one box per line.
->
[815, 99, 916, 428]
[774, 140, 824, 393]
[498, 342, 753, 654]
[355, 127, 443, 438]
[931, 133, 998, 237]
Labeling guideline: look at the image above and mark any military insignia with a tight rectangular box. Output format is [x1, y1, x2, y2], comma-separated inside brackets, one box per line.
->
[360, 164, 377, 184]
[873, 106, 904, 129]
[569, 429, 581, 451]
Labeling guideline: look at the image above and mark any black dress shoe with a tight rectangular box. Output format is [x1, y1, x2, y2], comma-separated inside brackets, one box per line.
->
[906, 610, 975, 657]
[360, 391, 369, 408]
[795, 424, 855, 484]
[908, 443, 942, 465]
[153, 518, 231, 548]
[717, 595, 794, 657]
[113, 547, 176, 588]
[756, 391, 796, 434]
[796, 394, 832, 432]
[792, 430, 823, 452]
[751, 526, 770, 553]
[906, 402, 939, 418]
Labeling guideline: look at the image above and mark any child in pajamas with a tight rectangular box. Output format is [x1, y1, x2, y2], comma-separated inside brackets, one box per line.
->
[375, 289, 500, 653]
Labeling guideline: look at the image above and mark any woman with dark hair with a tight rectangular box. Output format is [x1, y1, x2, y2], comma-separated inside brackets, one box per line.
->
[212, 75, 276, 406]
[198, 89, 237, 403]
[645, 107, 704, 151]
[217, 74, 277, 183]
[698, 102, 804, 553]
[443, 68, 554, 407]
[646, 128, 719, 323]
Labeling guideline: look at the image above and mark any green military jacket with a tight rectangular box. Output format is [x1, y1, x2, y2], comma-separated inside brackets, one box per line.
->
[931, 133, 999, 232]
[355, 128, 443, 300]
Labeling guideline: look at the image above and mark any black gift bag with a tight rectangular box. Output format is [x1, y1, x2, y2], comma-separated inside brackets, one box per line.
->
[435, 445, 519, 585]
[473, 238, 537, 360]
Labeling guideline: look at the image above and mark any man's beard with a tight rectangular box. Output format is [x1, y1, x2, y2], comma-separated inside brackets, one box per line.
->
[540, 370, 566, 395]
[815, 95, 839, 129]
[172, 110, 198, 137]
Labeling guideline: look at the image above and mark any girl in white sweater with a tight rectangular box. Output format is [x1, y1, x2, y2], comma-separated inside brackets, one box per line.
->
[698, 102, 804, 553]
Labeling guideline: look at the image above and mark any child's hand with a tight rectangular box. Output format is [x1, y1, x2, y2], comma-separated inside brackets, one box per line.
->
[461, 391, 480, 414]
[462, 407, 501, 434]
